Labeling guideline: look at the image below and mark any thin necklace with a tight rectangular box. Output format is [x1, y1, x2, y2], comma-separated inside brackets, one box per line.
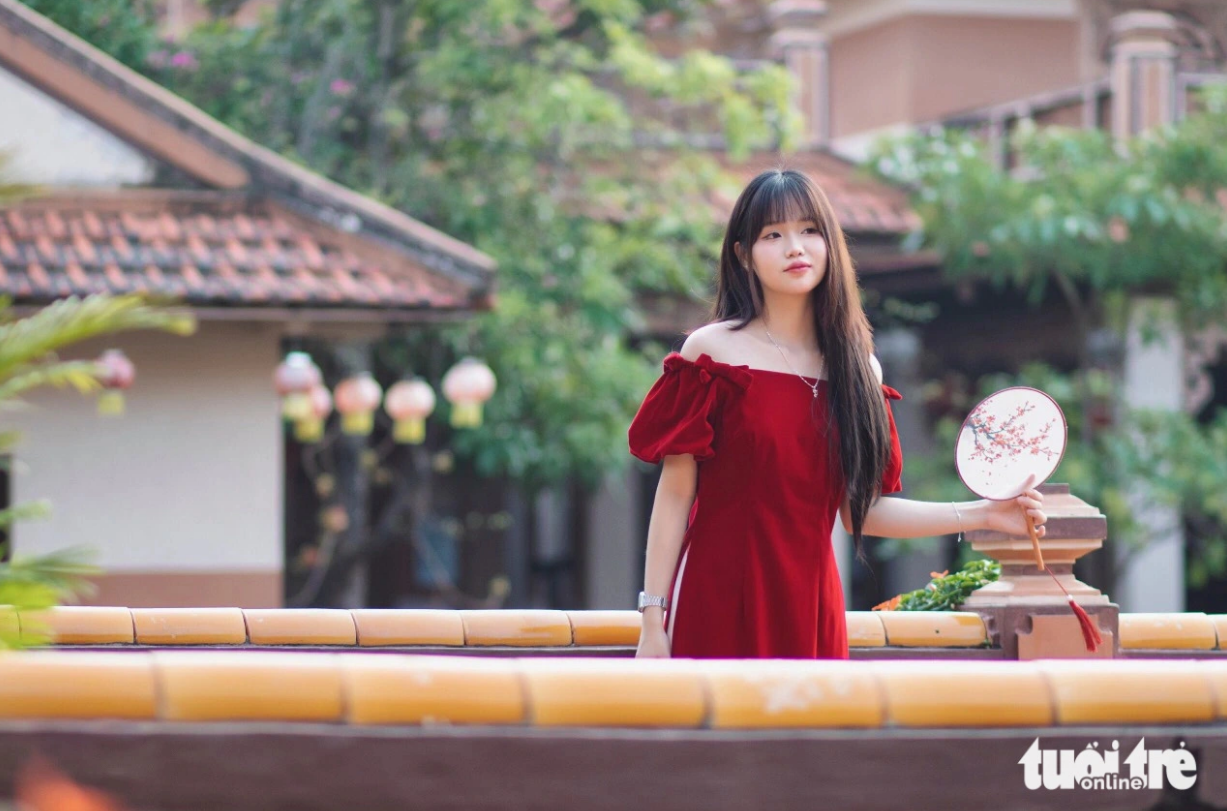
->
[763, 325, 823, 399]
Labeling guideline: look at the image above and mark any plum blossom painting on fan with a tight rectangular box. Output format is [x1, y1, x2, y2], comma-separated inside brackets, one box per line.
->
[955, 387, 1066, 501]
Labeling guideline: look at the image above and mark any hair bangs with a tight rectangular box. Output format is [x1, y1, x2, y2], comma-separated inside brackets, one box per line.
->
[744, 172, 825, 246]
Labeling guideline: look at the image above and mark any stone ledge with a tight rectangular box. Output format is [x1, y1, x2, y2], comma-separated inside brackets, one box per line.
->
[4, 651, 1227, 730]
[27, 607, 1227, 651]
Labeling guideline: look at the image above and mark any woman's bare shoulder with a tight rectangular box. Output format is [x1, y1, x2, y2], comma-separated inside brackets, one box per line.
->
[869, 353, 883, 384]
[679, 320, 749, 363]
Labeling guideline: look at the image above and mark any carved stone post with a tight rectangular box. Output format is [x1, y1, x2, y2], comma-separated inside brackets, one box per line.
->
[962, 484, 1118, 659]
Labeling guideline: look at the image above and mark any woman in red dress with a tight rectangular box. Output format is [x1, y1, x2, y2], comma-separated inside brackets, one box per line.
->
[629, 169, 1048, 659]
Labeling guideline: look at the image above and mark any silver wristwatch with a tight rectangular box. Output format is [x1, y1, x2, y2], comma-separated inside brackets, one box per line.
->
[637, 591, 668, 612]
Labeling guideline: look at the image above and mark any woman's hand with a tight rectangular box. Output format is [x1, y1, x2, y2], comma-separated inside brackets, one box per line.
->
[981, 475, 1047, 537]
[636, 617, 671, 658]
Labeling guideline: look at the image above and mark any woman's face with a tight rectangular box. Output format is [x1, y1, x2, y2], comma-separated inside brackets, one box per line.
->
[739, 217, 828, 296]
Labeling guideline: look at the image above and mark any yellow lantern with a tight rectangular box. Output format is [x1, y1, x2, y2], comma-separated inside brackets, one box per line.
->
[384, 378, 436, 444]
[333, 372, 383, 435]
[273, 351, 321, 422]
[441, 357, 496, 428]
[293, 384, 333, 443]
[96, 349, 135, 417]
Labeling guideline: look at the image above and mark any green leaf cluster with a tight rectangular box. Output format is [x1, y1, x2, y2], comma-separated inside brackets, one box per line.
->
[869, 87, 1227, 320]
[889, 558, 1000, 612]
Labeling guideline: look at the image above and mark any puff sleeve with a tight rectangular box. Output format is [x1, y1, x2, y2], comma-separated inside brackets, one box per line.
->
[880, 384, 904, 494]
[627, 352, 750, 464]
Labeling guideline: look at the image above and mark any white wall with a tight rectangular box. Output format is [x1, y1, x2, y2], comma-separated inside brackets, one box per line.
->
[0, 64, 155, 186]
[8, 321, 283, 575]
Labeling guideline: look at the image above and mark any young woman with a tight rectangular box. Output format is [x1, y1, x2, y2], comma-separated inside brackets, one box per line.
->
[628, 169, 1047, 659]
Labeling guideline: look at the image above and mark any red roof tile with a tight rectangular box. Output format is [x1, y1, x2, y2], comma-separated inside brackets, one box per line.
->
[719, 150, 922, 236]
[0, 0, 496, 314]
[0, 192, 477, 311]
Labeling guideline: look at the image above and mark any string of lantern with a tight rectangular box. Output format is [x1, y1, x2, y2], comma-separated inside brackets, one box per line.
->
[272, 352, 497, 443]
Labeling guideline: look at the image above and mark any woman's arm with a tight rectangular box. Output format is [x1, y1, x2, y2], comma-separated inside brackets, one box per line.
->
[636, 453, 696, 658]
[839, 480, 1048, 540]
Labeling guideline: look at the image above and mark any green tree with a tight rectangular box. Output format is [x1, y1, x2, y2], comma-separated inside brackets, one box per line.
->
[17, 0, 158, 70]
[132, 0, 795, 492]
[868, 86, 1227, 595]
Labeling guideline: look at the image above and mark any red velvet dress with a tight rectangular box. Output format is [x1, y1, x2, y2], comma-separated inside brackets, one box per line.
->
[628, 352, 904, 659]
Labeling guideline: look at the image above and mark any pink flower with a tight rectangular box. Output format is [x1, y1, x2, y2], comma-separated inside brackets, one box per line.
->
[170, 51, 198, 71]
[329, 79, 355, 97]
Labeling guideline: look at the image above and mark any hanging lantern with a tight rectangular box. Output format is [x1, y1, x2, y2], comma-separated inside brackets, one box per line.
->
[293, 384, 333, 443]
[384, 378, 436, 444]
[333, 372, 383, 435]
[273, 351, 321, 422]
[96, 349, 135, 417]
[441, 357, 496, 428]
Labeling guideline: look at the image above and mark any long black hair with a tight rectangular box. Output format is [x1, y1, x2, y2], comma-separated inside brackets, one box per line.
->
[711, 169, 892, 560]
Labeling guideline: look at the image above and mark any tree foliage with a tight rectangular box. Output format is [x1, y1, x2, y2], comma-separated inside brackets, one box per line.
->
[59, 0, 794, 492]
[869, 87, 1227, 322]
[868, 90, 1227, 593]
[17, 0, 159, 69]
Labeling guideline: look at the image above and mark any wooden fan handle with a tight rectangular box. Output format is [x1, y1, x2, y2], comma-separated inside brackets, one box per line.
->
[1025, 510, 1045, 570]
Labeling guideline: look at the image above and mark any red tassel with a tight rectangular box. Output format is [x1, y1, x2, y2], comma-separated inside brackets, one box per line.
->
[1038, 566, 1102, 653]
[1028, 510, 1101, 653]
[1068, 597, 1103, 653]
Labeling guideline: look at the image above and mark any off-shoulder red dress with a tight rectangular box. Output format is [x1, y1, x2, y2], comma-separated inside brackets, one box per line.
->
[628, 352, 904, 659]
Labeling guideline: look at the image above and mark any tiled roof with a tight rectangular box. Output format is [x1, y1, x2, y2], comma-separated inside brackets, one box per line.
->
[0, 192, 476, 310]
[0, 0, 496, 314]
[719, 150, 922, 236]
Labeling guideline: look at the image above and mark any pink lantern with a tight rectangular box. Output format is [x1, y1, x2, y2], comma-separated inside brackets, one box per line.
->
[96, 349, 135, 416]
[293, 384, 334, 443]
[274, 351, 321, 422]
[441, 357, 496, 428]
[334, 372, 383, 435]
[384, 378, 436, 444]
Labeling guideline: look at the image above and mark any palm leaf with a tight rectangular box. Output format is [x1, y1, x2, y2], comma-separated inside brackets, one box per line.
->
[1, 545, 99, 599]
[0, 294, 196, 379]
[0, 499, 52, 529]
[0, 360, 104, 401]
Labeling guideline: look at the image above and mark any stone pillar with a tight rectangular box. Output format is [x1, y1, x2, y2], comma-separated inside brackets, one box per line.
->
[1115, 297, 1186, 613]
[963, 485, 1119, 660]
[1108, 11, 1180, 140]
[1106, 13, 1187, 614]
[766, 1, 830, 149]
